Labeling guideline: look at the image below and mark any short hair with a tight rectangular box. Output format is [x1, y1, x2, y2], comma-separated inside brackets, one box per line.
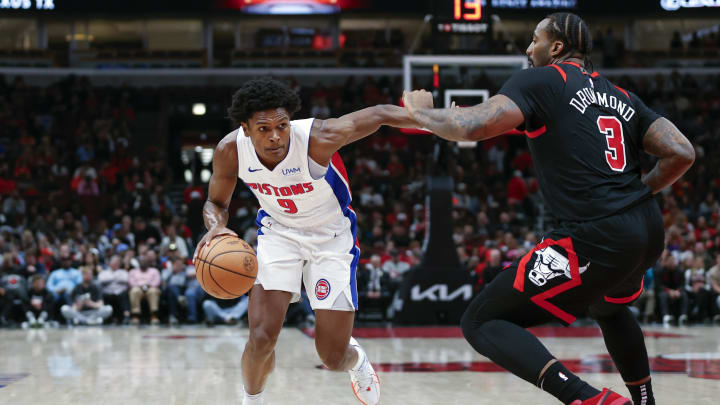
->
[30, 275, 44, 284]
[227, 77, 301, 127]
[544, 12, 593, 70]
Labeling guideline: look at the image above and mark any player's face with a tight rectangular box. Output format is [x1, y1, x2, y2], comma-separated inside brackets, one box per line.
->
[243, 108, 292, 167]
[526, 18, 563, 68]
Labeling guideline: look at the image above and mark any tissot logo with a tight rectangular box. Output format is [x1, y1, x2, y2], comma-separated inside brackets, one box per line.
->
[282, 167, 301, 176]
[410, 284, 473, 302]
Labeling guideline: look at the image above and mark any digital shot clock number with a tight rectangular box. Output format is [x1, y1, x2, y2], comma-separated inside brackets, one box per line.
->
[433, 0, 489, 35]
[453, 0, 482, 21]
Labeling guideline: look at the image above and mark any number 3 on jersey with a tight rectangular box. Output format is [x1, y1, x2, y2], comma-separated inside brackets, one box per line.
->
[277, 199, 298, 214]
[597, 116, 626, 172]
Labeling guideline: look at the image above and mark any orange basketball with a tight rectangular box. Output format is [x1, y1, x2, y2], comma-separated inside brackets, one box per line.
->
[194, 235, 257, 299]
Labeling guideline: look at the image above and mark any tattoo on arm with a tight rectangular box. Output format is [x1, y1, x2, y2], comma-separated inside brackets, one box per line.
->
[411, 95, 523, 142]
[641, 118, 695, 194]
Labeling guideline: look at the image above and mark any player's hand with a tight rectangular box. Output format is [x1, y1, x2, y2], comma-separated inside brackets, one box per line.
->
[193, 226, 237, 262]
[402, 90, 434, 117]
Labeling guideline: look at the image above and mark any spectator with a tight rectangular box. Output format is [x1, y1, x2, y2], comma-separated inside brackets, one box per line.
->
[23, 275, 54, 328]
[506, 170, 528, 206]
[382, 251, 411, 278]
[482, 249, 503, 286]
[128, 182, 153, 218]
[707, 255, 720, 324]
[358, 255, 391, 318]
[183, 266, 206, 324]
[128, 255, 161, 325]
[76, 172, 100, 196]
[633, 268, 656, 324]
[150, 184, 175, 216]
[97, 255, 130, 324]
[46, 254, 82, 307]
[61, 268, 113, 325]
[358, 185, 384, 208]
[160, 225, 189, 259]
[685, 257, 710, 323]
[657, 254, 689, 326]
[0, 262, 28, 326]
[133, 217, 162, 247]
[162, 257, 189, 325]
[202, 295, 249, 325]
[22, 253, 47, 277]
[79, 250, 103, 276]
[2, 190, 26, 221]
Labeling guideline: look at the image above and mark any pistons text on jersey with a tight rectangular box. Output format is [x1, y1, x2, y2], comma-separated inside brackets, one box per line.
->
[246, 182, 314, 197]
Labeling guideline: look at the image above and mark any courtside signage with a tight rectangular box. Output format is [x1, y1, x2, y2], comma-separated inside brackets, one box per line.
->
[410, 284, 473, 302]
[661, 0, 720, 10]
[0, 0, 54, 9]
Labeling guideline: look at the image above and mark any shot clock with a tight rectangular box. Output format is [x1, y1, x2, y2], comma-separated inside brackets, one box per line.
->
[453, 0, 482, 20]
[433, 0, 490, 35]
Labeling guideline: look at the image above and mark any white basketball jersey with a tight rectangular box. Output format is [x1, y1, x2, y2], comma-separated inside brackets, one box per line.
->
[236, 118, 356, 230]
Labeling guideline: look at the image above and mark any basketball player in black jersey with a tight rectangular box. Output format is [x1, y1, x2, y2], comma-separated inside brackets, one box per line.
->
[403, 13, 694, 405]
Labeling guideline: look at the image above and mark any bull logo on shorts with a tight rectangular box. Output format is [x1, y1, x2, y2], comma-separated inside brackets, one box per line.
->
[315, 279, 331, 300]
[528, 246, 589, 287]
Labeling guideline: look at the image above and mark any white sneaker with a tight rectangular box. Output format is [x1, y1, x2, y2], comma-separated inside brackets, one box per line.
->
[348, 337, 380, 405]
[662, 315, 674, 327]
[679, 314, 689, 327]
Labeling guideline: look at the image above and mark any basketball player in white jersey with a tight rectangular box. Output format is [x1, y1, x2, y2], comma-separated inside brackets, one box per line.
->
[193, 77, 418, 405]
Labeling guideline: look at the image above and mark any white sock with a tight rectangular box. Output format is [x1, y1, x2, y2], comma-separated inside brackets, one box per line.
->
[243, 390, 264, 405]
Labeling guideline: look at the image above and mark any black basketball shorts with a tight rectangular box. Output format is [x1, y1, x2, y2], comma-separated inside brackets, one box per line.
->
[491, 196, 664, 326]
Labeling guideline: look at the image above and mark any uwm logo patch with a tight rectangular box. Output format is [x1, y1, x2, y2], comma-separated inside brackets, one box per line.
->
[282, 167, 301, 176]
[410, 284, 472, 302]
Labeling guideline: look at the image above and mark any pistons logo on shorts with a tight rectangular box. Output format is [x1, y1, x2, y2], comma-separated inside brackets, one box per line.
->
[315, 279, 331, 300]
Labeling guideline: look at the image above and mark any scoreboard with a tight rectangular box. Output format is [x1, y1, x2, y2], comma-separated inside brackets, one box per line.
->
[0, 0, 717, 14]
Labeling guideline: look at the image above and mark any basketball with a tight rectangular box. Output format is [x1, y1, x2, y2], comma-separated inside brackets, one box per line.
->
[194, 235, 258, 299]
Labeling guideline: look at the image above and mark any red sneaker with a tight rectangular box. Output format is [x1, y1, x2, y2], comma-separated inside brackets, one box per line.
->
[570, 388, 631, 405]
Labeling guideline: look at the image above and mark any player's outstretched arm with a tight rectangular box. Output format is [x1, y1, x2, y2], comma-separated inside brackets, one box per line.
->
[309, 104, 417, 165]
[403, 90, 524, 142]
[641, 117, 695, 194]
[193, 133, 239, 260]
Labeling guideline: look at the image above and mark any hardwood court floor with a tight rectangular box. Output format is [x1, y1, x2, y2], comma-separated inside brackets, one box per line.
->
[1, 324, 718, 404]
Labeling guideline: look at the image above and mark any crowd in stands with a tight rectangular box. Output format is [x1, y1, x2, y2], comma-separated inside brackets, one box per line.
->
[2, 69, 720, 329]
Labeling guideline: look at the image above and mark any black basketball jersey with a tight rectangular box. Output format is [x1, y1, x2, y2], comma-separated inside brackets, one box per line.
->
[498, 61, 661, 222]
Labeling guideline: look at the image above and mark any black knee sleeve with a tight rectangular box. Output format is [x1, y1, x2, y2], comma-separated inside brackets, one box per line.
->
[590, 303, 650, 382]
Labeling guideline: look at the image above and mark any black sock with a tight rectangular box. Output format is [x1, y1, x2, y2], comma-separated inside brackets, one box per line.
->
[538, 362, 600, 405]
[626, 379, 654, 405]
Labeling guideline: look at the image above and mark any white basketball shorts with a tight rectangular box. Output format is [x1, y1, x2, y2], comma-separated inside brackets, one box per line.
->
[255, 213, 359, 311]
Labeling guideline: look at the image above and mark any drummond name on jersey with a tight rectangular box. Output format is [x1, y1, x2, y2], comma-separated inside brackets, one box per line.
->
[569, 87, 636, 122]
